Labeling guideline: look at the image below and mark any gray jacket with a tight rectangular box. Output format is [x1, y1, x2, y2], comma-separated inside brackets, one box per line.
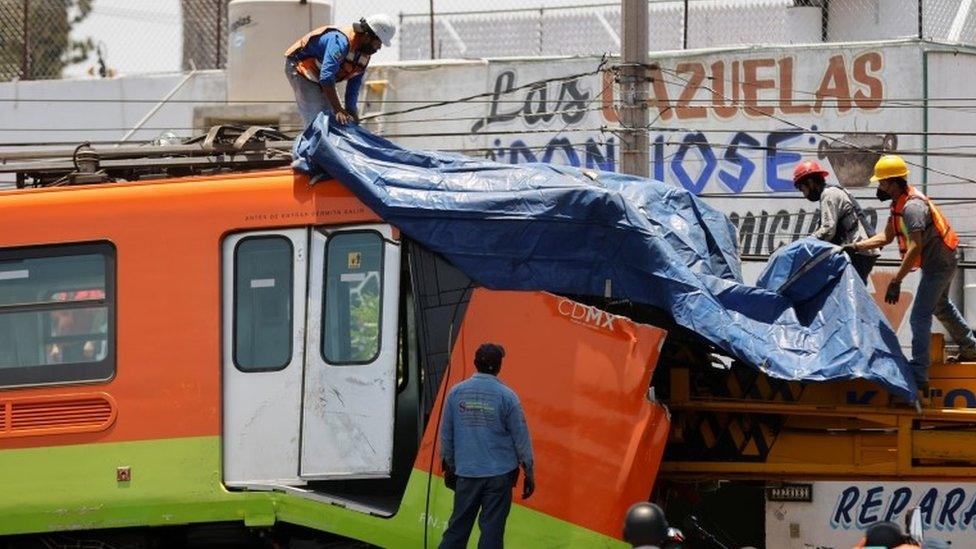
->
[812, 186, 879, 256]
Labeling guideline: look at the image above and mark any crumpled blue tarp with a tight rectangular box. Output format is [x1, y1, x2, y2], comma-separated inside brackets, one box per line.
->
[293, 115, 916, 400]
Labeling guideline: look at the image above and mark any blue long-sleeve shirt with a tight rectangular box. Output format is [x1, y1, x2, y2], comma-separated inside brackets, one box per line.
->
[440, 373, 534, 478]
[293, 30, 364, 111]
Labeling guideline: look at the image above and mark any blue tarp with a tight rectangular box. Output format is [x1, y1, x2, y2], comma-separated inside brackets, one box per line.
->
[293, 116, 916, 401]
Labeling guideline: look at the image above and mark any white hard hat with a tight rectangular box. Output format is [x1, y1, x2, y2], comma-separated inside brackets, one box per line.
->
[363, 13, 396, 47]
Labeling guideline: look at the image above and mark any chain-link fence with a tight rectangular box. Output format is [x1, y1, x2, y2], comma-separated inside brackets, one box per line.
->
[4, 0, 976, 81]
[182, 0, 228, 71]
[0, 0, 93, 81]
[398, 0, 976, 60]
[0, 0, 222, 81]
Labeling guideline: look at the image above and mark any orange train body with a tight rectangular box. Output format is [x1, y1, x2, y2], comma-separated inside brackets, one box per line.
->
[0, 169, 670, 547]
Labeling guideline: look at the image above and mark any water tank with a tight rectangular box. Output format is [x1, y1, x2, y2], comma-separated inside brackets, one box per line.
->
[227, 0, 333, 103]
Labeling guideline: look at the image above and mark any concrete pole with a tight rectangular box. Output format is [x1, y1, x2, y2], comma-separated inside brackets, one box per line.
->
[21, 0, 30, 80]
[429, 0, 436, 59]
[619, 0, 649, 177]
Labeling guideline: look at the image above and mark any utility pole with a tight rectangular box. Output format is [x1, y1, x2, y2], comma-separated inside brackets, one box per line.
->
[429, 0, 436, 59]
[619, 0, 649, 177]
[21, 0, 30, 80]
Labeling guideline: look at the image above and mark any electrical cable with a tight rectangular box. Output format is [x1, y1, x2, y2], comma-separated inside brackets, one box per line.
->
[422, 282, 475, 549]
[362, 60, 607, 122]
[654, 68, 976, 189]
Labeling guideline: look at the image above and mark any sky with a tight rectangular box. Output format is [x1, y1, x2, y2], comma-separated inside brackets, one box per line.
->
[64, 1, 182, 78]
[62, 0, 618, 78]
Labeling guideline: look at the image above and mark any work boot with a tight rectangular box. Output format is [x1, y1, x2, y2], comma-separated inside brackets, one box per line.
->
[947, 347, 976, 363]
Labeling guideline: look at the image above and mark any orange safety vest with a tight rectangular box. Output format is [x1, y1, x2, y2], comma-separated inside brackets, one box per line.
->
[889, 185, 959, 270]
[284, 26, 370, 84]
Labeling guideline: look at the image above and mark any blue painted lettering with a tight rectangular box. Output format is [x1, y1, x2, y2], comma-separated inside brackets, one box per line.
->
[938, 488, 966, 530]
[944, 389, 976, 408]
[541, 137, 580, 166]
[919, 488, 938, 526]
[652, 135, 665, 181]
[832, 486, 860, 528]
[671, 132, 717, 194]
[490, 137, 615, 172]
[962, 495, 976, 529]
[884, 487, 912, 522]
[764, 130, 803, 191]
[858, 486, 884, 527]
[717, 132, 759, 193]
[584, 139, 615, 172]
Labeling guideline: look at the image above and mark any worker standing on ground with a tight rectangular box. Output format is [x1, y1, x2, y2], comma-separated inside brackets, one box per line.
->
[284, 14, 396, 127]
[793, 160, 879, 282]
[440, 343, 535, 549]
[849, 155, 976, 392]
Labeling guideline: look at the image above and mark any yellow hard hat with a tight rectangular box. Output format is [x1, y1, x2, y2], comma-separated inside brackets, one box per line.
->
[871, 154, 909, 182]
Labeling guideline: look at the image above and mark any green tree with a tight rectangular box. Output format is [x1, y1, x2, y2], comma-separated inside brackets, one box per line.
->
[349, 289, 380, 362]
[0, 0, 94, 81]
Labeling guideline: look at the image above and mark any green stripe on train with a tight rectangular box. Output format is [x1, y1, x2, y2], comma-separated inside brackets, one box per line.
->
[0, 436, 623, 547]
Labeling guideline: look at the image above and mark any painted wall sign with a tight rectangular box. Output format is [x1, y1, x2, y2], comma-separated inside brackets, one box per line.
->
[767, 481, 976, 548]
[370, 43, 976, 347]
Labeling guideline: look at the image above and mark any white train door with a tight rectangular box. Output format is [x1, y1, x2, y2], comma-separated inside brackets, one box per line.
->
[222, 224, 401, 487]
[222, 229, 307, 486]
[300, 225, 401, 479]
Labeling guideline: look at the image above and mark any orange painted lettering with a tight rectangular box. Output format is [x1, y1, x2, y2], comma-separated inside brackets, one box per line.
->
[648, 65, 673, 121]
[601, 69, 619, 123]
[742, 58, 776, 117]
[710, 61, 737, 119]
[853, 51, 883, 110]
[814, 55, 853, 114]
[675, 63, 707, 119]
[778, 57, 812, 115]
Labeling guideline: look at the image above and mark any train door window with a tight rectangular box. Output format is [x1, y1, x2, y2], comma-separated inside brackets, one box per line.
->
[233, 236, 294, 372]
[322, 231, 383, 364]
[0, 242, 115, 387]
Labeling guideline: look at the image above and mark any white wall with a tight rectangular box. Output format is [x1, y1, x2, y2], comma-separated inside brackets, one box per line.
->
[926, 48, 976, 324]
[828, 0, 921, 41]
[0, 71, 226, 148]
[767, 480, 976, 548]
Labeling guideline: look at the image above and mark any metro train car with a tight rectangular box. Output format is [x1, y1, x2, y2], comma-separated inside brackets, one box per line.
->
[0, 141, 670, 548]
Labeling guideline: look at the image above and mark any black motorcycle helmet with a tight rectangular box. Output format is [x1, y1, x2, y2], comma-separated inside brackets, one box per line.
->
[864, 521, 908, 548]
[623, 502, 669, 546]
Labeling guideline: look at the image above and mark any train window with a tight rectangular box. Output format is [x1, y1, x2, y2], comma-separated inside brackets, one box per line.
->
[322, 231, 384, 365]
[0, 242, 115, 387]
[233, 237, 294, 372]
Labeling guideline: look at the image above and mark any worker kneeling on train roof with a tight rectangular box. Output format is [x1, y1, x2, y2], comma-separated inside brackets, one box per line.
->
[284, 14, 396, 127]
[849, 154, 976, 390]
[793, 159, 879, 282]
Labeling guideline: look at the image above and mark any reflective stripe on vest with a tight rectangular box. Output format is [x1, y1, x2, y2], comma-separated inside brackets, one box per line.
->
[284, 26, 370, 84]
[890, 185, 959, 270]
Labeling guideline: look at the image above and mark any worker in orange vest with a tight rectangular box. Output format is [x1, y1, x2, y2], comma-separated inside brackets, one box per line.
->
[284, 14, 396, 128]
[849, 155, 976, 391]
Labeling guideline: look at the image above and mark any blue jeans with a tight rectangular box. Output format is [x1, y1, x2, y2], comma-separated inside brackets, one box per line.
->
[284, 59, 332, 128]
[910, 261, 976, 388]
[439, 472, 515, 549]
